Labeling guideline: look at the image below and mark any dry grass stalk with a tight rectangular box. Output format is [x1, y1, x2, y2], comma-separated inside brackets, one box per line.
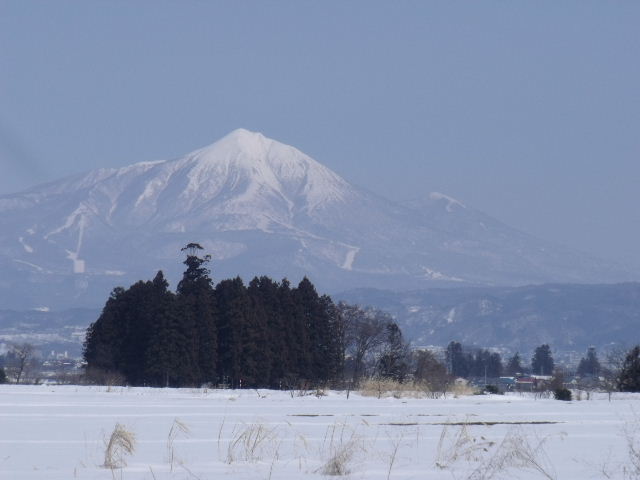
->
[103, 423, 136, 469]
[415, 381, 448, 399]
[226, 422, 277, 463]
[435, 421, 557, 480]
[435, 420, 495, 468]
[167, 418, 190, 471]
[386, 435, 403, 480]
[358, 378, 424, 399]
[623, 414, 640, 479]
[319, 421, 361, 476]
[217, 413, 227, 459]
[450, 382, 477, 397]
[321, 441, 356, 475]
[468, 427, 556, 480]
[358, 377, 474, 399]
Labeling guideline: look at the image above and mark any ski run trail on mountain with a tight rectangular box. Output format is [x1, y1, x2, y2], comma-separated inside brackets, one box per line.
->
[1, 384, 638, 479]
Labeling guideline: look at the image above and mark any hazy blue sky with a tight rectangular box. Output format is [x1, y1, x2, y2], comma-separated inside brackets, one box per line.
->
[1, 1, 639, 266]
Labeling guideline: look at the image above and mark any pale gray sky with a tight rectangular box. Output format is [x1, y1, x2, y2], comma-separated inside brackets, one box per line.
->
[1, 1, 639, 266]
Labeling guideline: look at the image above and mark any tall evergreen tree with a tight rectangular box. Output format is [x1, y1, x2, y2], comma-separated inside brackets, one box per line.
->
[237, 280, 269, 387]
[531, 344, 554, 376]
[177, 243, 217, 386]
[84, 286, 128, 377]
[488, 352, 503, 378]
[323, 295, 346, 383]
[118, 277, 164, 384]
[279, 279, 310, 385]
[505, 352, 523, 376]
[248, 276, 282, 387]
[445, 341, 469, 378]
[618, 345, 640, 392]
[84, 271, 176, 385]
[468, 349, 502, 378]
[215, 277, 251, 387]
[143, 298, 187, 386]
[142, 273, 187, 387]
[577, 347, 601, 377]
[295, 277, 338, 384]
[248, 276, 287, 387]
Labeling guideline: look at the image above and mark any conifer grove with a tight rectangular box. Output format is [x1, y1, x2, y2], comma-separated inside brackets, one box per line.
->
[83, 244, 357, 388]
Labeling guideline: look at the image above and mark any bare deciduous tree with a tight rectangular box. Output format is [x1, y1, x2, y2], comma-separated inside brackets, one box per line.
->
[339, 303, 389, 388]
[413, 349, 452, 397]
[8, 343, 35, 384]
[602, 345, 628, 400]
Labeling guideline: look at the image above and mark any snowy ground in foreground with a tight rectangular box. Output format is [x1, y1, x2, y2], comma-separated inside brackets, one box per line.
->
[1, 385, 638, 479]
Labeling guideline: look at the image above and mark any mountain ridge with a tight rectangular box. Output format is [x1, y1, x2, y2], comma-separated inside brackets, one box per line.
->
[0, 129, 635, 309]
[337, 281, 640, 353]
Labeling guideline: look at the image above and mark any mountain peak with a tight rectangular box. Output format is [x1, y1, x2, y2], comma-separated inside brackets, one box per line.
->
[216, 128, 269, 152]
[190, 128, 272, 162]
[225, 127, 265, 140]
[176, 129, 353, 213]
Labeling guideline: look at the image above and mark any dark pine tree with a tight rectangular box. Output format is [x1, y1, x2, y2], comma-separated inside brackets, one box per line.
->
[84, 271, 175, 385]
[577, 347, 601, 377]
[468, 349, 485, 378]
[468, 349, 503, 379]
[445, 341, 469, 378]
[177, 243, 217, 386]
[247, 277, 279, 387]
[323, 295, 346, 384]
[295, 277, 336, 385]
[279, 279, 310, 386]
[237, 279, 269, 388]
[531, 344, 555, 376]
[488, 352, 503, 378]
[618, 345, 640, 392]
[118, 277, 164, 384]
[215, 277, 252, 388]
[84, 287, 128, 377]
[505, 352, 523, 376]
[142, 273, 188, 387]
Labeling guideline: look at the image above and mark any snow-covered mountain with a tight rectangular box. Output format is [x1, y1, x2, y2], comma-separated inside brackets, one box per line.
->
[0, 129, 634, 309]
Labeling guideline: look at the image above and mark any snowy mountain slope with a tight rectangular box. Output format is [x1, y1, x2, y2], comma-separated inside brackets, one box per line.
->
[0, 129, 635, 309]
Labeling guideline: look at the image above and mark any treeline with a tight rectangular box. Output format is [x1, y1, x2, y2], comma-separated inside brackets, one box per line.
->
[444, 341, 599, 379]
[81, 243, 640, 393]
[83, 244, 408, 388]
[443, 340, 640, 394]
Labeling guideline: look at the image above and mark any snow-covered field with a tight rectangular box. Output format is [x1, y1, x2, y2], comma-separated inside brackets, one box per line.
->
[1, 385, 638, 479]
